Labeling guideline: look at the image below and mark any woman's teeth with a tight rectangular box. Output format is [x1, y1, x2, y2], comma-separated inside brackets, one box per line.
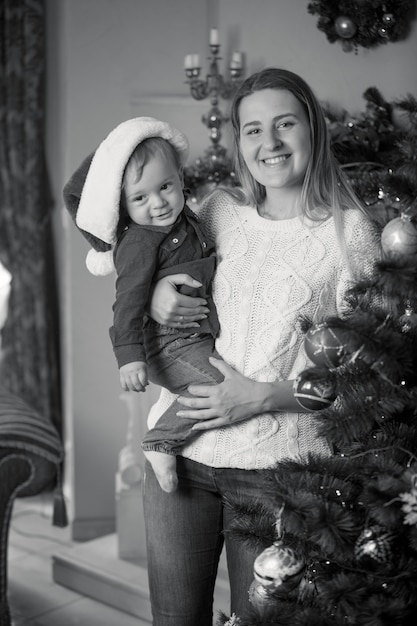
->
[263, 155, 289, 165]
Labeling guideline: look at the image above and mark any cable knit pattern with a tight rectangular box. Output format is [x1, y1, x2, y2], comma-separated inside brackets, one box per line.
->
[147, 190, 379, 469]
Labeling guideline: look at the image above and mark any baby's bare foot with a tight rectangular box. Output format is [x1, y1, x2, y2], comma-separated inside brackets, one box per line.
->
[144, 450, 178, 493]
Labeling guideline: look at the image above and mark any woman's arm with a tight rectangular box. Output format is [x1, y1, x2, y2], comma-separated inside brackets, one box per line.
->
[148, 274, 210, 328]
[176, 357, 300, 430]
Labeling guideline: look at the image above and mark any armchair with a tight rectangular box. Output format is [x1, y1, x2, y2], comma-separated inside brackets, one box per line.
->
[0, 386, 64, 626]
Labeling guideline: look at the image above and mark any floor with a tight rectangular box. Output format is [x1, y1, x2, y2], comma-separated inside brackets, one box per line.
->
[8, 492, 148, 626]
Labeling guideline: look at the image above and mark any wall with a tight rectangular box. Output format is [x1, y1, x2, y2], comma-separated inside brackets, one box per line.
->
[45, 0, 417, 539]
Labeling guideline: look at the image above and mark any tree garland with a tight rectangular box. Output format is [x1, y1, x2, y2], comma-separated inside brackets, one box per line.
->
[323, 86, 417, 224]
[307, 0, 414, 53]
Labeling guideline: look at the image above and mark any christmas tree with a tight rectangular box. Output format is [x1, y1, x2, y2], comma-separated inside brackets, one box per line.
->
[218, 89, 417, 626]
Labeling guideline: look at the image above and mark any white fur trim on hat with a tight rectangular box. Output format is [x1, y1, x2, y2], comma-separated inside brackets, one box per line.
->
[86, 249, 116, 277]
[75, 117, 189, 246]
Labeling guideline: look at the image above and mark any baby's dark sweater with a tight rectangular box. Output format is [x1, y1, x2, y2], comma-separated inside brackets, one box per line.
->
[109, 205, 219, 367]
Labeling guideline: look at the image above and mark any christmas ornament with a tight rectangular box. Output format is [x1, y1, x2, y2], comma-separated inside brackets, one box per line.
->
[381, 213, 417, 258]
[293, 372, 336, 411]
[304, 323, 350, 368]
[382, 13, 395, 26]
[307, 1, 414, 52]
[248, 579, 276, 610]
[253, 541, 304, 590]
[334, 16, 357, 39]
[354, 525, 394, 564]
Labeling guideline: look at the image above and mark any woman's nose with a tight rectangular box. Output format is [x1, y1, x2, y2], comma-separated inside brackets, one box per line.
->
[264, 128, 282, 150]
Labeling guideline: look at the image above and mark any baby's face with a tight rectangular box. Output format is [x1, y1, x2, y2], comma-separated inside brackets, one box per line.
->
[122, 153, 184, 227]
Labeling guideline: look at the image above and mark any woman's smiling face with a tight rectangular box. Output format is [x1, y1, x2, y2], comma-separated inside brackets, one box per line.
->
[238, 88, 311, 194]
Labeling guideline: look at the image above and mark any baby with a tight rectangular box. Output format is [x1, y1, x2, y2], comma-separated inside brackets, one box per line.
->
[64, 117, 223, 493]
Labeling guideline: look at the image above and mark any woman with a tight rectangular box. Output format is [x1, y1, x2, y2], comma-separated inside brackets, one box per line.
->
[143, 67, 380, 625]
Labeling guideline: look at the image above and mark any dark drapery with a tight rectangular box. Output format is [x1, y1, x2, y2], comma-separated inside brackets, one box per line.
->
[0, 0, 62, 432]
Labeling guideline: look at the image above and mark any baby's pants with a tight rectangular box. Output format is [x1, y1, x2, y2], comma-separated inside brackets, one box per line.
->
[143, 327, 223, 454]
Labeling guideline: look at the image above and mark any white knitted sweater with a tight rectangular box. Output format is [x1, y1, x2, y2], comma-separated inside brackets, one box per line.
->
[148, 190, 379, 469]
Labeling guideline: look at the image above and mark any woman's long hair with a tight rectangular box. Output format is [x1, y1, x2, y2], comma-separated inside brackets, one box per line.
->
[229, 68, 367, 225]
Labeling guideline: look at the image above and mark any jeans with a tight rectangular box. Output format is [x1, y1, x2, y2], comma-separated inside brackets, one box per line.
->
[143, 327, 223, 454]
[143, 457, 265, 626]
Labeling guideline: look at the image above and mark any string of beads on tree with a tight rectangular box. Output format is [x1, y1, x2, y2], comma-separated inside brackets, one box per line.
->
[307, 0, 414, 53]
[323, 86, 417, 229]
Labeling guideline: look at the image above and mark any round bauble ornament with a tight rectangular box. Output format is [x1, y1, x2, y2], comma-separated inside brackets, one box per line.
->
[293, 372, 336, 412]
[378, 27, 389, 39]
[334, 16, 357, 39]
[382, 13, 395, 26]
[381, 213, 417, 259]
[248, 579, 276, 610]
[354, 525, 394, 565]
[304, 324, 350, 368]
[253, 542, 304, 590]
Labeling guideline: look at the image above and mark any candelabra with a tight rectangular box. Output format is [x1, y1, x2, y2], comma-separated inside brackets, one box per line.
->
[183, 28, 244, 202]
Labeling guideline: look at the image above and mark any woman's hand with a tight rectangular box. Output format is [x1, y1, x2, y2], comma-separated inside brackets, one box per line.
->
[148, 274, 210, 329]
[176, 358, 268, 430]
[177, 359, 299, 430]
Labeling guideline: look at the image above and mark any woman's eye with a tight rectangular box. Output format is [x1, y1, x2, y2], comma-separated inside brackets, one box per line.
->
[277, 121, 294, 130]
[246, 128, 260, 136]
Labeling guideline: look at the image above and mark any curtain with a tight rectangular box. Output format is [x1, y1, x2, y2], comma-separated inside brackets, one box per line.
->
[0, 0, 62, 432]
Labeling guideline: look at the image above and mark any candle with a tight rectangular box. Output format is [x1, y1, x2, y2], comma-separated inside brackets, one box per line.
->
[231, 51, 242, 68]
[184, 54, 193, 70]
[192, 54, 200, 68]
[209, 28, 219, 45]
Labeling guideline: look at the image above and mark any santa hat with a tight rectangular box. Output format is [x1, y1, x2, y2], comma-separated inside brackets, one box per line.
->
[63, 117, 189, 276]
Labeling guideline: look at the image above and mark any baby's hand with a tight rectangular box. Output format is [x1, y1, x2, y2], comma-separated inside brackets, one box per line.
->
[119, 361, 149, 392]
